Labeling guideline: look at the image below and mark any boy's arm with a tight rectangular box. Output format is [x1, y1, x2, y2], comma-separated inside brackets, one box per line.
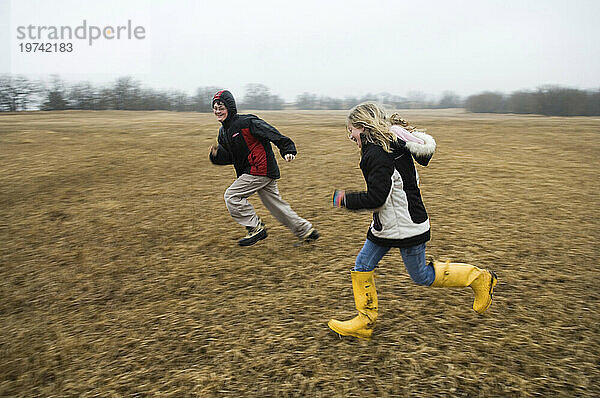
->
[209, 144, 232, 165]
[209, 129, 233, 165]
[250, 118, 297, 157]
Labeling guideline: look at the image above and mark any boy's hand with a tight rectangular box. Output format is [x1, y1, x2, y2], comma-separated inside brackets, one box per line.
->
[284, 154, 296, 162]
[332, 190, 346, 207]
[209, 145, 218, 157]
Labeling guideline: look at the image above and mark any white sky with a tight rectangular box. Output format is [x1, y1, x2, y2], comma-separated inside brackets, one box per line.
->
[2, 0, 599, 101]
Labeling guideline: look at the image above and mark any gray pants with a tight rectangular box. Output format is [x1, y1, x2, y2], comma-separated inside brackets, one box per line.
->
[224, 174, 312, 238]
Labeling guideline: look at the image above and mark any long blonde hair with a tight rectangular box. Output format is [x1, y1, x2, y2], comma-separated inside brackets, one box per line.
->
[347, 102, 422, 153]
[388, 113, 421, 134]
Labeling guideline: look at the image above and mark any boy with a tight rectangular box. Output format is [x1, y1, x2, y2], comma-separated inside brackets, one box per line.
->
[209, 90, 319, 246]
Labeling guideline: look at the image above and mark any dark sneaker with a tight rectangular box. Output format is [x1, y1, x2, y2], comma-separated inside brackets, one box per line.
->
[238, 223, 267, 246]
[302, 228, 320, 243]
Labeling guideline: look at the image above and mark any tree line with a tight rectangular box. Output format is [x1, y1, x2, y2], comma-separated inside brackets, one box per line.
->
[0, 75, 462, 112]
[464, 87, 600, 116]
[0, 76, 292, 112]
[0, 75, 220, 112]
[1, 74, 598, 116]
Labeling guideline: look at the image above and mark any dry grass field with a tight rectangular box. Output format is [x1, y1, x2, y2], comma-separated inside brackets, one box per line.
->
[1, 109, 599, 397]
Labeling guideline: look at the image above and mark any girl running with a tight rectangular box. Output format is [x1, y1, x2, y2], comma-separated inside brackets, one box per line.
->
[328, 102, 497, 339]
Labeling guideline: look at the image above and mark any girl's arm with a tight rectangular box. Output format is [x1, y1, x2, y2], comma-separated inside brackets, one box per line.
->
[343, 151, 394, 210]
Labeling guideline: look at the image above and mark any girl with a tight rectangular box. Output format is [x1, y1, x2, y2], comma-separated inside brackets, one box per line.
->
[328, 102, 497, 339]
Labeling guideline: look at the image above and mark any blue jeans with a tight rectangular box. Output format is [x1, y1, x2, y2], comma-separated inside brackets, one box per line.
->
[354, 240, 435, 286]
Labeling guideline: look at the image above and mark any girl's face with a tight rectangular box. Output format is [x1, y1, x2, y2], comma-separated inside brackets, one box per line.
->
[347, 125, 364, 148]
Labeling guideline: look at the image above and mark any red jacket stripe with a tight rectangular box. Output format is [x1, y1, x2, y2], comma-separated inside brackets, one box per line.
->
[241, 128, 268, 176]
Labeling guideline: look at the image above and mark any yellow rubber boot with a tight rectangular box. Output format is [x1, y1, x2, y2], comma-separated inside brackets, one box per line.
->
[328, 271, 378, 339]
[432, 261, 498, 314]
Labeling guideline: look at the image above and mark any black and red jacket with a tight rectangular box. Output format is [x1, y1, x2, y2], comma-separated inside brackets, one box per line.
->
[209, 90, 296, 179]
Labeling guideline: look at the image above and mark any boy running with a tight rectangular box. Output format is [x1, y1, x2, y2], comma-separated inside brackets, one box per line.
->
[209, 90, 319, 246]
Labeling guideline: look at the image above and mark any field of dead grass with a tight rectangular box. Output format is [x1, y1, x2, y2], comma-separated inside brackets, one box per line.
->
[1, 109, 599, 397]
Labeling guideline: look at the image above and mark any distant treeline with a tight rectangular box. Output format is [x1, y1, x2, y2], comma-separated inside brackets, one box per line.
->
[1, 74, 598, 116]
[0, 75, 220, 113]
[0, 75, 452, 112]
[465, 87, 600, 116]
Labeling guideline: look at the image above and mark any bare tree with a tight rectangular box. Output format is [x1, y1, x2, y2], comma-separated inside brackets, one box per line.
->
[465, 92, 506, 113]
[438, 91, 462, 108]
[112, 76, 141, 110]
[170, 90, 193, 112]
[41, 76, 68, 111]
[0, 75, 37, 111]
[295, 92, 319, 110]
[243, 84, 284, 110]
[587, 90, 600, 116]
[68, 82, 98, 110]
[193, 86, 221, 112]
[318, 96, 344, 110]
[507, 90, 536, 114]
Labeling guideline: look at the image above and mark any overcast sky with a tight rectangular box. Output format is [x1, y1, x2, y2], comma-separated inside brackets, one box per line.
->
[2, 0, 599, 101]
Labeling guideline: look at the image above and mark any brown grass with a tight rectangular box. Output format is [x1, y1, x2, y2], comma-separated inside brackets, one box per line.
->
[1, 109, 599, 397]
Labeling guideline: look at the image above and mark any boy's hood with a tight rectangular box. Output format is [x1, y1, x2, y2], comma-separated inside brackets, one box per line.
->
[212, 90, 238, 126]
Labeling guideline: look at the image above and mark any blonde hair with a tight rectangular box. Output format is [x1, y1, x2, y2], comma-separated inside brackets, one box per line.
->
[347, 102, 395, 152]
[347, 102, 424, 152]
[388, 113, 421, 133]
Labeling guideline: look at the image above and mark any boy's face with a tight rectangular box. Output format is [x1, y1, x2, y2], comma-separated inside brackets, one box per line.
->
[213, 102, 228, 122]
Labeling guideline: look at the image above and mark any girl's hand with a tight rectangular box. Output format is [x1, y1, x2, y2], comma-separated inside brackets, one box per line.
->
[284, 154, 296, 162]
[209, 145, 218, 157]
[332, 190, 346, 207]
